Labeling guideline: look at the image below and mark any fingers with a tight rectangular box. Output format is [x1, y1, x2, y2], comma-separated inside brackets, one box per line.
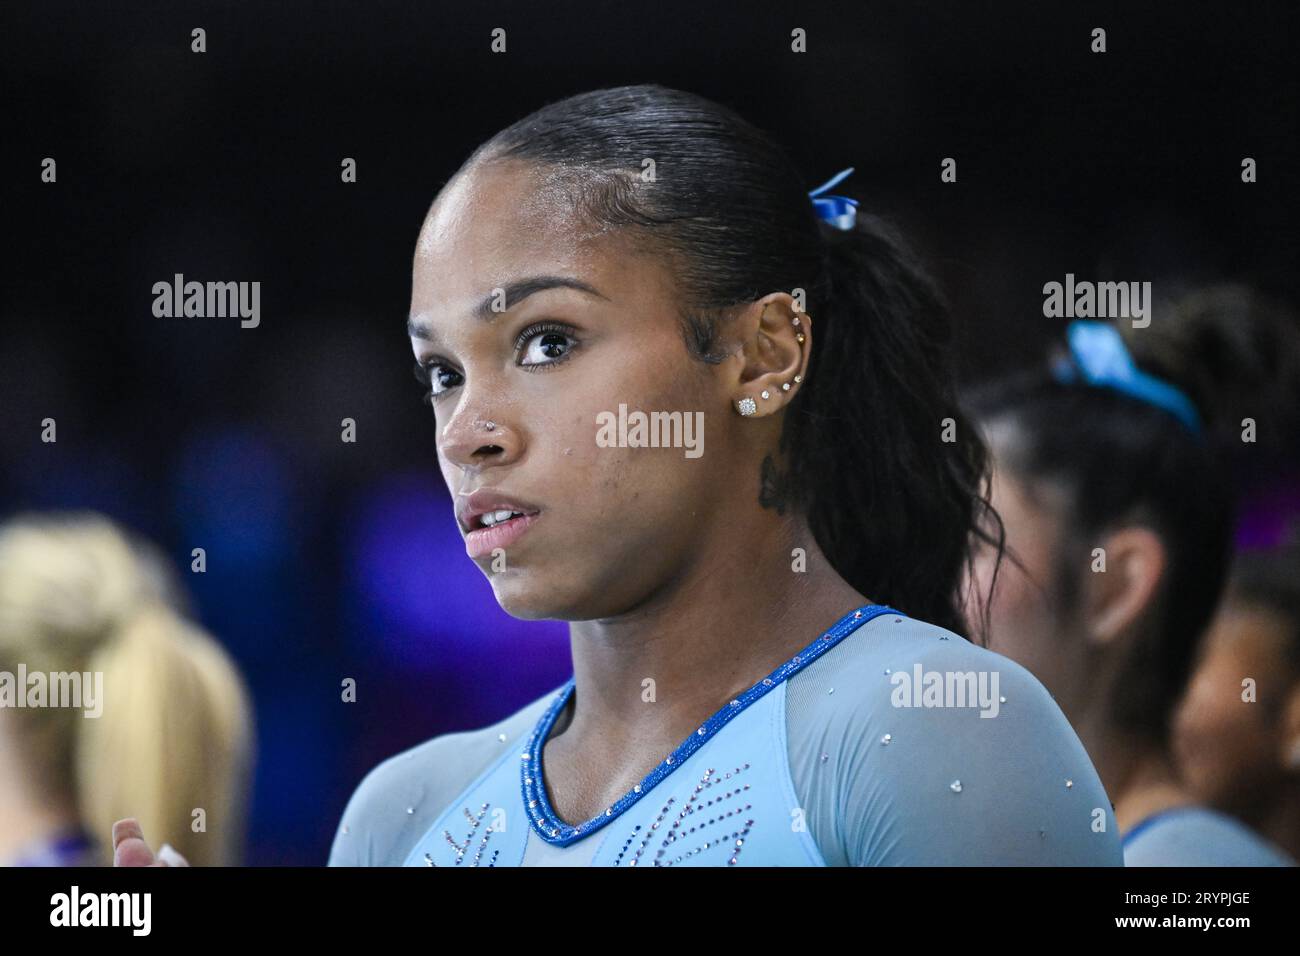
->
[112, 817, 157, 867]
[111, 818, 193, 867]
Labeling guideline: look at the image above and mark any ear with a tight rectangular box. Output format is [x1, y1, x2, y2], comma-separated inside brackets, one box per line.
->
[1080, 526, 1167, 646]
[724, 293, 810, 418]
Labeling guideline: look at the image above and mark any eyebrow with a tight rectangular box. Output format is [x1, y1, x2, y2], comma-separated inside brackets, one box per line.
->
[407, 275, 609, 340]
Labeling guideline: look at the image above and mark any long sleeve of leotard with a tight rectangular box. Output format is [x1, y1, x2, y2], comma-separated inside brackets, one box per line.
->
[785, 614, 1123, 866]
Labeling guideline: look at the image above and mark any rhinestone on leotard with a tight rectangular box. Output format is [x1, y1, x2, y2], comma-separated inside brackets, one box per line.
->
[950, 780, 963, 793]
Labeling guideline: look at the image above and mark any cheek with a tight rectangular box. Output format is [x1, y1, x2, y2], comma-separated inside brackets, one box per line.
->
[531, 387, 713, 533]
[980, 540, 1060, 658]
[437, 449, 456, 487]
[986, 574, 1048, 661]
[977, 473, 1066, 650]
[1176, 656, 1283, 789]
[569, 357, 714, 476]
[1177, 658, 1261, 741]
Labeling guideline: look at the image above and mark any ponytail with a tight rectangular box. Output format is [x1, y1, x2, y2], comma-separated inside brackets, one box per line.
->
[0, 513, 254, 865]
[785, 215, 993, 637]
[79, 603, 254, 866]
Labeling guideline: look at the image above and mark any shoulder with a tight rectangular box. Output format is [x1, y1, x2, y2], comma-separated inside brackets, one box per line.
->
[327, 684, 562, 866]
[787, 611, 1123, 865]
[790, 611, 1073, 734]
[1124, 807, 1297, 867]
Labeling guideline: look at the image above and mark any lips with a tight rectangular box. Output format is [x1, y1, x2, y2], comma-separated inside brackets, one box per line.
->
[457, 489, 542, 560]
[457, 489, 542, 533]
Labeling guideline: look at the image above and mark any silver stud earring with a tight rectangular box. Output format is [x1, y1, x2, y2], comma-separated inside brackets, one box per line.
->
[736, 397, 757, 417]
[760, 389, 770, 400]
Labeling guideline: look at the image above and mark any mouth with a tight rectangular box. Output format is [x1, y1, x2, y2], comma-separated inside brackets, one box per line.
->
[458, 492, 543, 560]
[464, 512, 541, 560]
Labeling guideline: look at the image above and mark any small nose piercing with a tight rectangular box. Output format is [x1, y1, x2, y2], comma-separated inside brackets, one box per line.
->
[479, 420, 496, 432]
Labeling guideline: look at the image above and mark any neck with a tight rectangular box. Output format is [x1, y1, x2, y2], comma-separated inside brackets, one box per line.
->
[555, 506, 868, 759]
[1081, 722, 1195, 833]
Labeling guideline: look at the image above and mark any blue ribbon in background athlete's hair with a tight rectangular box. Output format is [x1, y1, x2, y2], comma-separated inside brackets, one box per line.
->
[1052, 320, 1202, 433]
[809, 167, 860, 231]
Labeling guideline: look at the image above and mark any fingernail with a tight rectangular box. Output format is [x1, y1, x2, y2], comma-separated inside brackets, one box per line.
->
[111, 818, 141, 849]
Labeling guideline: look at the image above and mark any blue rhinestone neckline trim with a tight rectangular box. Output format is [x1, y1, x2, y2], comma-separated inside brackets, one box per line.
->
[521, 603, 901, 846]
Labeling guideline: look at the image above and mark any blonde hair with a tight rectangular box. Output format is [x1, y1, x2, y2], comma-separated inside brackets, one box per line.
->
[0, 512, 254, 865]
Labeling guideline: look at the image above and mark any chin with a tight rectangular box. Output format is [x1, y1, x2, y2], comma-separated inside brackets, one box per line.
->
[485, 568, 585, 621]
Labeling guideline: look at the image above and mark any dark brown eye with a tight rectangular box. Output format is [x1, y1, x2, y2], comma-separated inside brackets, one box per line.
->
[433, 366, 463, 391]
[415, 360, 463, 404]
[520, 329, 574, 366]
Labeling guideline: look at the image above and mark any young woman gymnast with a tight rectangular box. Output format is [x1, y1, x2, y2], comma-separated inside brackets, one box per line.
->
[115, 84, 1120, 867]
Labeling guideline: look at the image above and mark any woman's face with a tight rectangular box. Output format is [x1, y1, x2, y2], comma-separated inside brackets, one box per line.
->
[1173, 600, 1297, 815]
[408, 160, 743, 620]
[961, 433, 1088, 715]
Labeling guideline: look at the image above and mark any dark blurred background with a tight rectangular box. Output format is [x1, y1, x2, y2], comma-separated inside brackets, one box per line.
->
[2, 1, 1297, 863]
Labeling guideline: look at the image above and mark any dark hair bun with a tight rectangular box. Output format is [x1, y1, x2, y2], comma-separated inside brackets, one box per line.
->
[1122, 285, 1300, 462]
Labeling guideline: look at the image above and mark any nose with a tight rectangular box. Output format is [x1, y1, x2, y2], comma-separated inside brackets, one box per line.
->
[439, 395, 522, 472]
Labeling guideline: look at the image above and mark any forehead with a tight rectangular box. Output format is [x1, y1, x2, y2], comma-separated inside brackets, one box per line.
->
[411, 161, 626, 314]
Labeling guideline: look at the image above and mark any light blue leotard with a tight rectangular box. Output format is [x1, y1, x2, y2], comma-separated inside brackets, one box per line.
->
[1123, 806, 1296, 867]
[329, 605, 1123, 866]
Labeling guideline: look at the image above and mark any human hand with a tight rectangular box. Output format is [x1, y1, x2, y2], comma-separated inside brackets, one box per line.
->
[112, 818, 191, 867]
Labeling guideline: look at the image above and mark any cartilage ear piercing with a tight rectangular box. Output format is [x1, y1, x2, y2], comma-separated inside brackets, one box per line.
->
[760, 389, 771, 400]
[736, 396, 758, 417]
[793, 374, 802, 384]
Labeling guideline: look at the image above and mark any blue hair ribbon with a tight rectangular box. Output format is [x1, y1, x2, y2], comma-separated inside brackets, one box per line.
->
[1053, 320, 1202, 432]
[808, 167, 859, 231]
